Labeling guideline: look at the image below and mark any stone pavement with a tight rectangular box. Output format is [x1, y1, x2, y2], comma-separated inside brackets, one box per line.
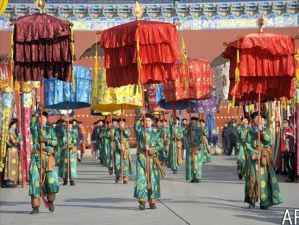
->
[0, 155, 298, 225]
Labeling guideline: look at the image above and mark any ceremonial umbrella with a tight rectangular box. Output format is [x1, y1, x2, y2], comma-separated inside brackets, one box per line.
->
[10, 0, 74, 206]
[99, 2, 180, 189]
[44, 65, 92, 182]
[223, 17, 296, 201]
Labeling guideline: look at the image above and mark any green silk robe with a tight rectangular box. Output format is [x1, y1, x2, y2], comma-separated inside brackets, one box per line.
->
[202, 127, 211, 164]
[169, 122, 183, 173]
[114, 128, 133, 178]
[184, 125, 205, 181]
[29, 118, 59, 198]
[237, 124, 251, 177]
[58, 126, 78, 179]
[134, 120, 163, 201]
[245, 126, 282, 208]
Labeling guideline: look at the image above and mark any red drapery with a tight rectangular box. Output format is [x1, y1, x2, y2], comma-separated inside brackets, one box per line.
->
[100, 20, 180, 87]
[164, 59, 212, 102]
[13, 13, 73, 82]
[223, 32, 296, 101]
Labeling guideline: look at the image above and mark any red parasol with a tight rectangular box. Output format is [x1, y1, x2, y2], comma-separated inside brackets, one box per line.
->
[223, 32, 296, 102]
[100, 20, 180, 87]
[164, 59, 213, 102]
[223, 17, 296, 203]
[13, 13, 73, 82]
[99, 2, 180, 192]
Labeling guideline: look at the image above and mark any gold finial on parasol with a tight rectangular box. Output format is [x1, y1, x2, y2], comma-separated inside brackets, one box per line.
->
[35, 0, 46, 14]
[133, 1, 143, 20]
[257, 15, 266, 33]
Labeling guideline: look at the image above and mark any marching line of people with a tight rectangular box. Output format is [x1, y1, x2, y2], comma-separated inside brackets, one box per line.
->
[1, 108, 296, 214]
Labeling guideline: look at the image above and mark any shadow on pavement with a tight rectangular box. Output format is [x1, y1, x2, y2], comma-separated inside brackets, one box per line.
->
[56, 203, 137, 211]
[64, 197, 136, 203]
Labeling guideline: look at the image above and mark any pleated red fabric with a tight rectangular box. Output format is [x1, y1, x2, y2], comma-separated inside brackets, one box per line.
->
[223, 32, 296, 101]
[13, 13, 72, 82]
[100, 20, 180, 87]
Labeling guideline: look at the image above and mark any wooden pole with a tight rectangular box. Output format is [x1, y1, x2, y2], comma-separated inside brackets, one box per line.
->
[257, 93, 261, 202]
[141, 85, 151, 190]
[120, 104, 124, 183]
[66, 106, 70, 183]
[15, 90, 25, 187]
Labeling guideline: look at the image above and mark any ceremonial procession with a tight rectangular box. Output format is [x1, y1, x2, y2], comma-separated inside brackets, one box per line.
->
[0, 0, 298, 225]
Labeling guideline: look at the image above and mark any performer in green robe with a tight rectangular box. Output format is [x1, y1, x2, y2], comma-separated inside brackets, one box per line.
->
[184, 117, 205, 183]
[114, 118, 133, 184]
[102, 119, 118, 174]
[200, 119, 211, 164]
[134, 113, 164, 210]
[236, 116, 251, 180]
[245, 112, 282, 210]
[58, 121, 78, 186]
[169, 117, 183, 174]
[161, 119, 170, 166]
[29, 111, 59, 214]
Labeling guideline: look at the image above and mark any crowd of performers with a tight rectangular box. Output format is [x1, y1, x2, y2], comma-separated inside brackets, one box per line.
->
[0, 107, 297, 213]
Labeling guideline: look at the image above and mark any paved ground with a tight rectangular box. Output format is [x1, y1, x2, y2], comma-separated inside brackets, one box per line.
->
[0, 154, 298, 225]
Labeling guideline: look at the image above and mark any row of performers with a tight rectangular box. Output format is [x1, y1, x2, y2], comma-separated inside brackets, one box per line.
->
[91, 115, 212, 183]
[3, 110, 283, 213]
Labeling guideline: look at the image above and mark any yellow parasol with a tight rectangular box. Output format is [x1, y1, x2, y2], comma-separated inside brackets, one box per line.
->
[92, 68, 142, 113]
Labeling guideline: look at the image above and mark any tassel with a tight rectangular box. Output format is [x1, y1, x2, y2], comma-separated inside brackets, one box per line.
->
[296, 67, 299, 88]
[249, 104, 254, 113]
[0, 0, 8, 17]
[40, 189, 50, 208]
[10, 31, 14, 88]
[235, 49, 240, 83]
[181, 32, 188, 65]
[71, 27, 76, 92]
[14, 81, 20, 93]
[136, 29, 142, 73]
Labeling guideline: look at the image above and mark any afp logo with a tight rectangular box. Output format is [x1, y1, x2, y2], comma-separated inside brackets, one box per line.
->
[282, 209, 299, 225]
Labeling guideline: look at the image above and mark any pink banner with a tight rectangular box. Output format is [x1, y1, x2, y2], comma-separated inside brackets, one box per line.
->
[21, 94, 32, 180]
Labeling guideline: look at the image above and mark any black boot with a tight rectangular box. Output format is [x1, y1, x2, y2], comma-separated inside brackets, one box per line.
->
[139, 203, 145, 210]
[63, 180, 68, 185]
[48, 201, 55, 212]
[70, 180, 75, 186]
[191, 179, 195, 183]
[260, 205, 268, 210]
[238, 174, 242, 180]
[115, 178, 119, 184]
[195, 179, 200, 183]
[150, 203, 157, 209]
[30, 207, 39, 215]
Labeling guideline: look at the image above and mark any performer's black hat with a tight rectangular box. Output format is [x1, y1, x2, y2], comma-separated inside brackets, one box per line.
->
[9, 118, 18, 127]
[112, 118, 118, 122]
[191, 116, 198, 121]
[118, 118, 126, 122]
[57, 119, 66, 124]
[241, 116, 250, 121]
[42, 111, 48, 117]
[199, 119, 205, 123]
[251, 111, 266, 120]
[283, 119, 291, 125]
[145, 113, 154, 120]
[182, 118, 187, 121]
